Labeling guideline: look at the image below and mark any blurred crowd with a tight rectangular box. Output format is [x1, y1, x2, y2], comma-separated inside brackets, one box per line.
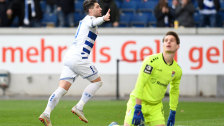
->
[0, 0, 223, 28]
[154, 0, 223, 27]
[0, 0, 76, 27]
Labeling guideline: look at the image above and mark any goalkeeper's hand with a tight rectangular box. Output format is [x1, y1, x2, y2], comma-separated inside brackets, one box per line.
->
[167, 110, 176, 126]
[132, 104, 144, 125]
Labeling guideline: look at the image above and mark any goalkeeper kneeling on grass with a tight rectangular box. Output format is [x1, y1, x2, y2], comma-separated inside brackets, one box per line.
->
[124, 31, 182, 126]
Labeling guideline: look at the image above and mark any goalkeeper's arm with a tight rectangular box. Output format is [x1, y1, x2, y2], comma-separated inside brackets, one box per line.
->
[136, 98, 142, 105]
[132, 98, 144, 125]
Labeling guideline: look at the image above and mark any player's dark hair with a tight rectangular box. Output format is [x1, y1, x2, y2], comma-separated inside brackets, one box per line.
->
[163, 31, 180, 44]
[83, 0, 97, 13]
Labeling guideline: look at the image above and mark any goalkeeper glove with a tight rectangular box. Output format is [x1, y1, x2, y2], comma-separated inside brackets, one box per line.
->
[167, 110, 176, 126]
[132, 104, 144, 125]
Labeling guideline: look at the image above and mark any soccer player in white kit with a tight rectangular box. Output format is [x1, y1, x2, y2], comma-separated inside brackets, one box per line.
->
[39, 0, 110, 125]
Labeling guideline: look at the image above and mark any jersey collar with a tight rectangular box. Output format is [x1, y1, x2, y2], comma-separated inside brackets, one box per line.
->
[162, 53, 173, 66]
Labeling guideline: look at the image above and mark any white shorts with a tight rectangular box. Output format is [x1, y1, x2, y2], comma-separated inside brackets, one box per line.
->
[60, 54, 99, 84]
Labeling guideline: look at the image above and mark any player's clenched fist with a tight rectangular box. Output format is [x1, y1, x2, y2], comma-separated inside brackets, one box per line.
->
[103, 9, 110, 21]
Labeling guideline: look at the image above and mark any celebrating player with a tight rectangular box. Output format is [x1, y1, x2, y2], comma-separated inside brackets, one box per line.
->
[124, 31, 182, 126]
[39, 0, 110, 125]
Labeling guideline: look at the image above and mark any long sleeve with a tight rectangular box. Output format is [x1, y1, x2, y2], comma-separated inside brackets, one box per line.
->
[133, 57, 151, 100]
[92, 17, 104, 27]
[169, 69, 182, 111]
[85, 16, 105, 27]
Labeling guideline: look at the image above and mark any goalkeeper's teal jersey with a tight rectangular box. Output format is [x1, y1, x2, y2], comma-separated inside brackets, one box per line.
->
[131, 53, 182, 111]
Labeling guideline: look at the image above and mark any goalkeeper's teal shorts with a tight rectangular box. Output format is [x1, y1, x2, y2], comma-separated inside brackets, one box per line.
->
[124, 97, 165, 126]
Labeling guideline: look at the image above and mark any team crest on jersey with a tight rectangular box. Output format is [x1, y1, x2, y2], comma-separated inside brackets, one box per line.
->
[172, 71, 175, 77]
[144, 65, 153, 74]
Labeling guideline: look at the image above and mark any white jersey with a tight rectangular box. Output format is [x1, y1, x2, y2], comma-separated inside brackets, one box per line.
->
[69, 15, 105, 59]
[60, 15, 105, 83]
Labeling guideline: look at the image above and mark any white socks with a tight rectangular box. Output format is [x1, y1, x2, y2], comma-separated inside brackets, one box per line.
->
[76, 81, 103, 110]
[43, 87, 67, 116]
[43, 81, 103, 116]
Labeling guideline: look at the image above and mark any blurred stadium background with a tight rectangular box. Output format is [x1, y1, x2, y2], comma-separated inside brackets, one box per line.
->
[1, 0, 224, 27]
[0, 0, 224, 126]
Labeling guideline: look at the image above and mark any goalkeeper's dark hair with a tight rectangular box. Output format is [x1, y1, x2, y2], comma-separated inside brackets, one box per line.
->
[163, 31, 180, 44]
[83, 0, 97, 13]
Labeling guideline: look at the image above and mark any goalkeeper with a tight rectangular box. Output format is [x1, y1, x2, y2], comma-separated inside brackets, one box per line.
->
[124, 31, 182, 126]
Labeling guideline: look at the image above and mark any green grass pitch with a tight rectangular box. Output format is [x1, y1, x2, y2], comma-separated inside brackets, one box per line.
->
[0, 100, 223, 126]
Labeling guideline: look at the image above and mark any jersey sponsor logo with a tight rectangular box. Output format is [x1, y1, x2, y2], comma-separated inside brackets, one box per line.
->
[157, 81, 168, 87]
[150, 57, 159, 63]
[144, 65, 153, 74]
[150, 78, 156, 84]
[172, 71, 175, 77]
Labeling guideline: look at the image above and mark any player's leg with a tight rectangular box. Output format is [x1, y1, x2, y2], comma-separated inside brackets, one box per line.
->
[72, 76, 102, 123]
[43, 80, 71, 115]
[146, 102, 165, 126]
[39, 80, 71, 126]
[39, 66, 75, 126]
[150, 121, 165, 125]
[75, 76, 102, 109]
[72, 63, 103, 123]
[124, 97, 165, 126]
